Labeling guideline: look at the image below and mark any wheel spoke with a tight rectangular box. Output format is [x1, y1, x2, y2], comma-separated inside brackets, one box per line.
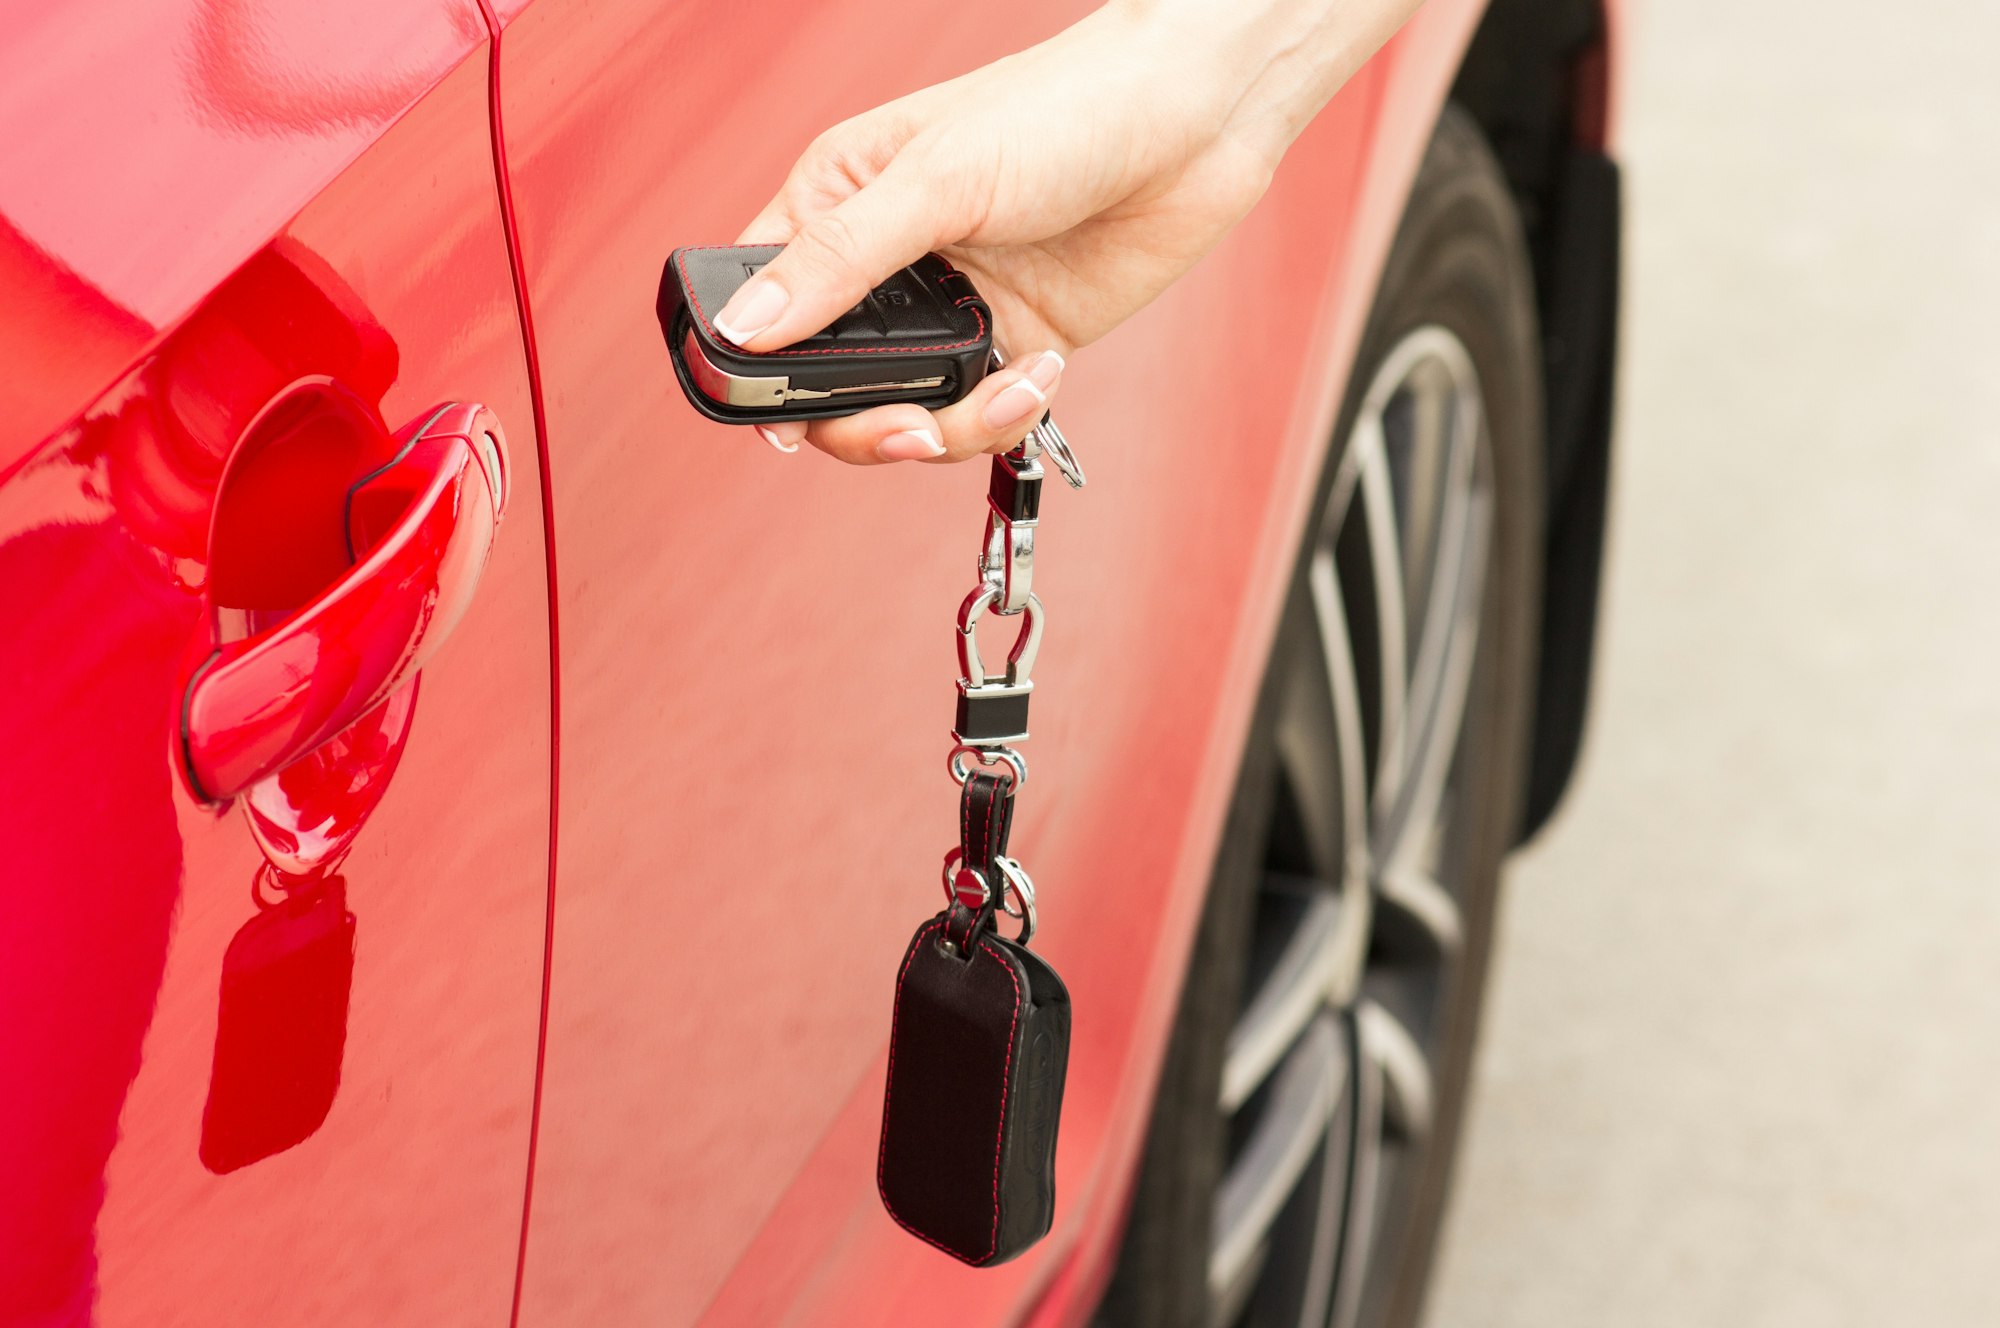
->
[1210, 1015, 1349, 1304]
[1341, 424, 1411, 813]
[1376, 342, 1491, 864]
[1285, 543, 1370, 885]
[1359, 998, 1435, 1143]
[1207, 1239, 1269, 1328]
[1371, 862, 1463, 961]
[1221, 876, 1369, 1111]
[1326, 1014, 1385, 1328]
[1383, 350, 1467, 660]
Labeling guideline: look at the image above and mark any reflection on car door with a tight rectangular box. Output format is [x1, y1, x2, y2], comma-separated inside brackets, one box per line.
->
[0, 4, 552, 1323]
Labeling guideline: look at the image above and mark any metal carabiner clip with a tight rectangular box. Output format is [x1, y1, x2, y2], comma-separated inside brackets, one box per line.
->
[981, 448, 1041, 616]
[957, 584, 1043, 691]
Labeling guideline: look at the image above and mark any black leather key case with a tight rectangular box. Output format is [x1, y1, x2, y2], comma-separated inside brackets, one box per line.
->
[658, 245, 993, 424]
[878, 911, 1071, 1267]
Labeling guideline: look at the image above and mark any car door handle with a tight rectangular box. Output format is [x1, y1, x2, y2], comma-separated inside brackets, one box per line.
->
[179, 401, 509, 803]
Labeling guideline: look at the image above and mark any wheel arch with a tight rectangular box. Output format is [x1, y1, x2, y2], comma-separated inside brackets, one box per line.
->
[1450, 0, 1625, 841]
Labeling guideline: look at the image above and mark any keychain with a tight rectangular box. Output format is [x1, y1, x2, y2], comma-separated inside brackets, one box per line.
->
[658, 249, 1083, 1266]
[876, 400, 1083, 1267]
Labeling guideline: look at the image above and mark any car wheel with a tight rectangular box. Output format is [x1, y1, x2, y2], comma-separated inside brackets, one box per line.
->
[1098, 105, 1544, 1328]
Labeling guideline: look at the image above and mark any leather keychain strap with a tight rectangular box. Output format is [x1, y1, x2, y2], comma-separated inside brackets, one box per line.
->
[945, 770, 1014, 954]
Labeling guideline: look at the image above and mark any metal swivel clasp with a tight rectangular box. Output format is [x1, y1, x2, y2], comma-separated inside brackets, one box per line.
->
[953, 585, 1043, 748]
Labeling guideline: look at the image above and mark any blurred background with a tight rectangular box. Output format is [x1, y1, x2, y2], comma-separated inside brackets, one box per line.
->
[1426, 0, 2000, 1323]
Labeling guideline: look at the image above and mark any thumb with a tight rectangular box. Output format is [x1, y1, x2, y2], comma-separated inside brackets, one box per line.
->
[711, 157, 948, 352]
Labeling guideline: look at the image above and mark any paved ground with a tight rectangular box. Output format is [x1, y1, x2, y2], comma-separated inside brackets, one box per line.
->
[1425, 2, 2000, 1324]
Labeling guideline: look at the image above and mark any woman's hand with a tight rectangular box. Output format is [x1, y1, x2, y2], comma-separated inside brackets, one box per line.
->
[716, 0, 1422, 463]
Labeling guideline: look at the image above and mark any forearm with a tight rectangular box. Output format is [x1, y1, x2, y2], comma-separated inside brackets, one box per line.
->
[1102, 0, 1427, 159]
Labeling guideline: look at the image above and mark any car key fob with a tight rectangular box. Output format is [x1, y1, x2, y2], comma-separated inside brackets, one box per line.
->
[658, 245, 993, 424]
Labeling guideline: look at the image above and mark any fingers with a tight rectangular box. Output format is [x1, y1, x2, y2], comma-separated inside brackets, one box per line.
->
[930, 350, 1064, 461]
[734, 198, 800, 247]
[710, 152, 948, 352]
[788, 402, 942, 466]
[748, 419, 808, 454]
[771, 350, 1065, 466]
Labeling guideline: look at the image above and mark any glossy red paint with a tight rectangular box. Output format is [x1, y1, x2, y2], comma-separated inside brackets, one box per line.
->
[239, 679, 421, 880]
[0, 4, 553, 1323]
[181, 399, 508, 802]
[0, 1, 1624, 1323]
[485, 0, 1493, 1323]
[0, 1, 490, 475]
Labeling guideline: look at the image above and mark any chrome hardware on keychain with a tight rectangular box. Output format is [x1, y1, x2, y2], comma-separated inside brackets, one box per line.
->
[981, 450, 1041, 614]
[994, 856, 1037, 945]
[990, 347, 1085, 491]
[938, 848, 1037, 946]
[953, 584, 1043, 748]
[1026, 414, 1085, 490]
[946, 742, 1029, 787]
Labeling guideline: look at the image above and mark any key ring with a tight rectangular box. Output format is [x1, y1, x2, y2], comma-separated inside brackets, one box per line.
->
[1031, 416, 1086, 490]
[948, 743, 1027, 787]
[938, 849, 1036, 944]
[995, 856, 1037, 945]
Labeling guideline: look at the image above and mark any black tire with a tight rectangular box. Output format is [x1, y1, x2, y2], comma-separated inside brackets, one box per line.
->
[1098, 106, 1544, 1328]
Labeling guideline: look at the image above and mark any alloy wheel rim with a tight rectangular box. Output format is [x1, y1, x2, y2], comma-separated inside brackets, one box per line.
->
[1207, 326, 1494, 1328]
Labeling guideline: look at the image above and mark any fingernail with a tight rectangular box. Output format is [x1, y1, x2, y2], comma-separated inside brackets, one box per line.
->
[982, 378, 1047, 430]
[1020, 349, 1065, 392]
[876, 429, 944, 461]
[714, 279, 789, 344]
[755, 426, 798, 454]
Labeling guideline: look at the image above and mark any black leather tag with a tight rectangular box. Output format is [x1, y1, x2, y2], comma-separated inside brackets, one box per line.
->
[878, 910, 1071, 1267]
[199, 876, 356, 1174]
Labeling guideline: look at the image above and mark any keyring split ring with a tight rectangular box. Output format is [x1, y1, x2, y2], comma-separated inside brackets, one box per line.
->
[995, 857, 1037, 944]
[947, 742, 1027, 788]
[939, 848, 1037, 943]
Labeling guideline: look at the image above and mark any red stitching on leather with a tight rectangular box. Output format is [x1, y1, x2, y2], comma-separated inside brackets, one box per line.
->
[981, 780, 996, 864]
[877, 919, 1022, 1265]
[976, 933, 1022, 1260]
[675, 246, 986, 356]
[879, 921, 968, 1260]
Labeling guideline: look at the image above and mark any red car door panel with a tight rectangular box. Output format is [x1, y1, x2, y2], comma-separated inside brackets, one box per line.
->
[0, 5, 552, 1323]
[485, 0, 1495, 1320]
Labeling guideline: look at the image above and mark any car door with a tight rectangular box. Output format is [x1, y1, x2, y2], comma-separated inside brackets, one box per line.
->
[483, 0, 1395, 1322]
[0, 3, 551, 1324]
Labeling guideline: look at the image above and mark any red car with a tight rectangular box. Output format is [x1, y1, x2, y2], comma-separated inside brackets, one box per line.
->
[0, 0, 1623, 1323]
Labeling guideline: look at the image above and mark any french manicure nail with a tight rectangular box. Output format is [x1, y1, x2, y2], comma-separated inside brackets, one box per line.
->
[1020, 349, 1065, 392]
[982, 379, 1047, 430]
[713, 279, 789, 344]
[755, 426, 798, 454]
[876, 429, 945, 462]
